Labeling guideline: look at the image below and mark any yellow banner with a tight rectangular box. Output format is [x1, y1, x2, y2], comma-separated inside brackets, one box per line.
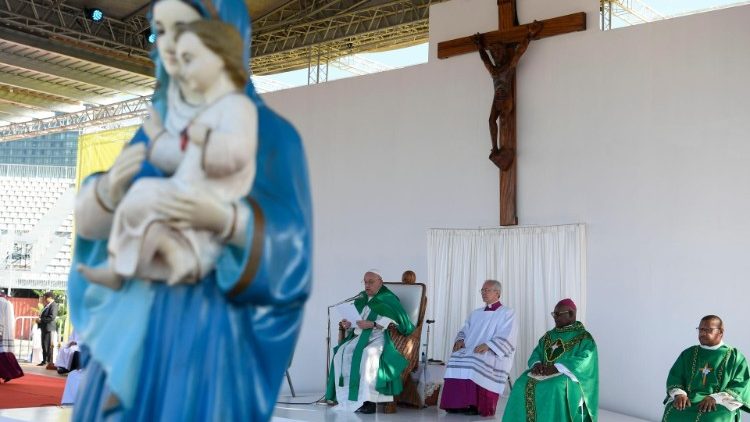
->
[66, 125, 138, 342]
[75, 126, 138, 188]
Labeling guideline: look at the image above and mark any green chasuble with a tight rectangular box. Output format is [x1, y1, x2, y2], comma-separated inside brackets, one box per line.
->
[662, 344, 750, 422]
[325, 285, 415, 402]
[502, 321, 598, 422]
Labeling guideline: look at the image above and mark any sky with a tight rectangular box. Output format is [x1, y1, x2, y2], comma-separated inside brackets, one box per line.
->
[647, 0, 750, 15]
[252, 43, 429, 93]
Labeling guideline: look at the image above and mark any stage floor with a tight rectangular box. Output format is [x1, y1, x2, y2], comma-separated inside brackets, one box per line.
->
[0, 394, 651, 422]
[272, 394, 651, 422]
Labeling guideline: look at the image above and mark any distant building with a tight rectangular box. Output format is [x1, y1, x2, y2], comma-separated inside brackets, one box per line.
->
[0, 132, 78, 167]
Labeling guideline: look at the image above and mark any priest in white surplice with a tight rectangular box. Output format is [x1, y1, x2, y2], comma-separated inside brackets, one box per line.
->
[0, 291, 24, 383]
[55, 329, 80, 374]
[325, 270, 415, 414]
[439, 279, 518, 417]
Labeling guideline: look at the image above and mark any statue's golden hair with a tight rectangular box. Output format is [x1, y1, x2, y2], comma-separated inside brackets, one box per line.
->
[176, 20, 248, 89]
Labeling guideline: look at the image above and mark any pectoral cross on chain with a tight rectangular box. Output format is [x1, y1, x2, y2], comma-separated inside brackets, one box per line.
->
[699, 362, 713, 386]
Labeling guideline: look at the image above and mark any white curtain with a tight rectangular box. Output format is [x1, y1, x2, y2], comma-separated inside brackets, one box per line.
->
[426, 224, 587, 381]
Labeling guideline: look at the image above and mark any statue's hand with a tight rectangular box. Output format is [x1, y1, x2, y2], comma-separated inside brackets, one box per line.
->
[106, 143, 147, 205]
[143, 106, 164, 140]
[528, 20, 543, 39]
[187, 123, 211, 146]
[154, 185, 233, 235]
[472, 32, 484, 47]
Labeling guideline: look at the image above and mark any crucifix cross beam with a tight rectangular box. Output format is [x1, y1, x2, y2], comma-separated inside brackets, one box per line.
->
[437, 1, 586, 226]
[437, 12, 587, 60]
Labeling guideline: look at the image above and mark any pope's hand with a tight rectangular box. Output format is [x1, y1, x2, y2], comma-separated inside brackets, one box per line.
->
[453, 339, 465, 352]
[697, 396, 716, 412]
[356, 320, 375, 329]
[673, 394, 690, 410]
[104, 143, 146, 206]
[474, 343, 490, 353]
[154, 185, 233, 235]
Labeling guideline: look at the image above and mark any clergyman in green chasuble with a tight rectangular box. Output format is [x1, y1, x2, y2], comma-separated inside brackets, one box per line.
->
[503, 298, 598, 422]
[662, 315, 750, 422]
[325, 270, 414, 413]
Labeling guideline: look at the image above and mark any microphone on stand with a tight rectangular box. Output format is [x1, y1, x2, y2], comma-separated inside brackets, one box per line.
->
[329, 292, 364, 307]
[325, 291, 365, 386]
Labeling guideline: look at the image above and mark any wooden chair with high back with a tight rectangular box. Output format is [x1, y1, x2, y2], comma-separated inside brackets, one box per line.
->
[336, 282, 427, 413]
[382, 282, 426, 413]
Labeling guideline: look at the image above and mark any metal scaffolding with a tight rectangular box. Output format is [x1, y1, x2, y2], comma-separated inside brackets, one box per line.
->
[0, 0, 443, 137]
[0, 96, 149, 142]
[253, 0, 435, 74]
[332, 54, 396, 76]
[600, 0, 665, 30]
[307, 46, 330, 85]
[0, 0, 440, 76]
[0, 0, 152, 63]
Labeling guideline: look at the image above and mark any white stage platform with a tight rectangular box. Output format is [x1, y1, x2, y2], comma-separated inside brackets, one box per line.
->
[272, 394, 652, 422]
[0, 394, 652, 422]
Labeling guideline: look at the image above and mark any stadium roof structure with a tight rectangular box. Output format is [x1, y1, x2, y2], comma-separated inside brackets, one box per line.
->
[0, 0, 444, 125]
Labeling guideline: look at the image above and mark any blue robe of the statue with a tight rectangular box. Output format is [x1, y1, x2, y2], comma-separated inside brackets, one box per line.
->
[67, 1, 313, 420]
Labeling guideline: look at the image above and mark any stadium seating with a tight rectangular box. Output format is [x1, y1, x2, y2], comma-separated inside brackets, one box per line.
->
[0, 175, 75, 289]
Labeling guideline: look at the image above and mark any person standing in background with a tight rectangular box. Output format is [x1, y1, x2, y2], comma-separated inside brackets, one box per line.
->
[37, 292, 58, 370]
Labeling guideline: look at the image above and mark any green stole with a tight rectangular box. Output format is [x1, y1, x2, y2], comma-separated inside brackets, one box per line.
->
[325, 285, 415, 401]
[525, 321, 599, 421]
[663, 344, 750, 413]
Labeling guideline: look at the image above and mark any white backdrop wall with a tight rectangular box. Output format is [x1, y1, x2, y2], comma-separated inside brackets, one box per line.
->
[263, 1, 750, 420]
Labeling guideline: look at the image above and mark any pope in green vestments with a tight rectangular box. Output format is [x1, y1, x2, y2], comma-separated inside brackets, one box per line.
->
[325, 270, 415, 413]
[503, 299, 598, 422]
[662, 315, 750, 422]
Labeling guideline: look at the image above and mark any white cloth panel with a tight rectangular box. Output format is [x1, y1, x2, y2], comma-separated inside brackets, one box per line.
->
[427, 224, 587, 381]
[0, 297, 15, 352]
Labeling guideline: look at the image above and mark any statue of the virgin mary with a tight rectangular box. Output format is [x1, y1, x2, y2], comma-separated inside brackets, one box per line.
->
[68, 1, 312, 420]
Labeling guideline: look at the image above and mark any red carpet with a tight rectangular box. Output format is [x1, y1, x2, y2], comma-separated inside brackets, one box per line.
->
[0, 373, 65, 409]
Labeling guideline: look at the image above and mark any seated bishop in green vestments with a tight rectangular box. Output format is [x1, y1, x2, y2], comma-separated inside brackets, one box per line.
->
[662, 315, 750, 422]
[325, 270, 414, 414]
[502, 298, 598, 422]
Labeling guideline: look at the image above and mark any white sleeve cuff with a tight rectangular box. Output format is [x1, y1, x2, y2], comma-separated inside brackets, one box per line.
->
[554, 363, 579, 383]
[376, 316, 394, 330]
[710, 392, 743, 411]
[666, 388, 687, 404]
[669, 388, 687, 399]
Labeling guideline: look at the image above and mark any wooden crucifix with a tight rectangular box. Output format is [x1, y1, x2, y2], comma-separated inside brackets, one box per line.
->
[438, 0, 586, 226]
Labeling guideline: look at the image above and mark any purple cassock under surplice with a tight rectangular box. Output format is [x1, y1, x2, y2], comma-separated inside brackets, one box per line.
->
[439, 301, 517, 417]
